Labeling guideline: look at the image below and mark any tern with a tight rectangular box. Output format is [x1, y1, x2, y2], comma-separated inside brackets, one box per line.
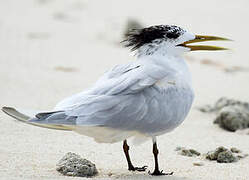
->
[2, 25, 230, 176]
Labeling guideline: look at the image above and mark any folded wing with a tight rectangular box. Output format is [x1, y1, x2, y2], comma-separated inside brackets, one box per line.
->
[26, 62, 169, 137]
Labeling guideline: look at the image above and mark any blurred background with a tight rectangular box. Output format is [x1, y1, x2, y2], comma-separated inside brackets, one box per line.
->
[0, 0, 249, 179]
[0, 0, 248, 110]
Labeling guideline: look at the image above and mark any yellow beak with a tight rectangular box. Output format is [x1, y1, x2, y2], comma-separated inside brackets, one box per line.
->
[179, 35, 231, 51]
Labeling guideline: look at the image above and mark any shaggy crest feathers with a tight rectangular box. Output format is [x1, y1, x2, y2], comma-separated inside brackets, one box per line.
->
[123, 25, 185, 51]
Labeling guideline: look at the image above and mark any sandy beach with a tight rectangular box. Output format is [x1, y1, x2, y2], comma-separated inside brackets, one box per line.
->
[0, 0, 249, 179]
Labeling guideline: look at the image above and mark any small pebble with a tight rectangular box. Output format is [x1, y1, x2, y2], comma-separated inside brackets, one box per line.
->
[193, 161, 204, 166]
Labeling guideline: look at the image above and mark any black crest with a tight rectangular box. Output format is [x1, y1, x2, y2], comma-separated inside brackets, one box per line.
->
[123, 25, 185, 51]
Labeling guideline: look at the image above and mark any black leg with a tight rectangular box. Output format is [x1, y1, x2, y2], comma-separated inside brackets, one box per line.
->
[123, 140, 147, 172]
[149, 139, 173, 176]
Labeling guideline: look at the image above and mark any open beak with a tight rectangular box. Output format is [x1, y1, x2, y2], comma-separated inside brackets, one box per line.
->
[178, 35, 231, 51]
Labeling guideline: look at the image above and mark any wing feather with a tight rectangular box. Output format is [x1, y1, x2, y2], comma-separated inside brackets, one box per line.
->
[42, 61, 169, 134]
[90, 62, 168, 95]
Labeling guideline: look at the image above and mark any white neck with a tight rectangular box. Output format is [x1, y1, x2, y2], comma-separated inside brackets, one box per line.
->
[137, 50, 192, 88]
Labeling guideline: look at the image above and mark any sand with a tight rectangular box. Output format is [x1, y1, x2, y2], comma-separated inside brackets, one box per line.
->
[0, 0, 249, 179]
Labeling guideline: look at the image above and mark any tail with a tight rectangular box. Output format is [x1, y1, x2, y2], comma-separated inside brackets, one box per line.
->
[2, 106, 73, 131]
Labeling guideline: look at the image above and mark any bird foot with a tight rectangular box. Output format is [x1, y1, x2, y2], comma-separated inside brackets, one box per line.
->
[129, 165, 148, 172]
[149, 169, 173, 176]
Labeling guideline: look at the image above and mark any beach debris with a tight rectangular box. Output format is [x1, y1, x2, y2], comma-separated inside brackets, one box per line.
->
[183, 56, 249, 73]
[206, 146, 227, 161]
[198, 105, 214, 113]
[214, 97, 249, 112]
[176, 146, 247, 164]
[198, 97, 249, 132]
[205, 146, 247, 163]
[53, 12, 76, 22]
[123, 19, 144, 38]
[56, 152, 98, 177]
[193, 161, 204, 166]
[217, 150, 238, 163]
[199, 59, 249, 73]
[175, 147, 201, 157]
[214, 105, 249, 132]
[198, 97, 249, 113]
[54, 66, 78, 72]
[200, 59, 225, 68]
[224, 66, 249, 73]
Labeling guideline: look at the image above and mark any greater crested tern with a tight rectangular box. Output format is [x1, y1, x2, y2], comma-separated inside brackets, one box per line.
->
[2, 25, 230, 176]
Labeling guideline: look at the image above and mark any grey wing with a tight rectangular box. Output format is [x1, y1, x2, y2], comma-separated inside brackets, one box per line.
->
[66, 63, 168, 130]
[54, 61, 168, 110]
[30, 62, 168, 134]
[53, 62, 141, 111]
[89, 61, 168, 95]
[67, 92, 164, 134]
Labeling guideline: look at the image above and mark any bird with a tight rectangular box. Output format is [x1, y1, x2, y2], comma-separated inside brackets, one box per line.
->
[2, 25, 230, 176]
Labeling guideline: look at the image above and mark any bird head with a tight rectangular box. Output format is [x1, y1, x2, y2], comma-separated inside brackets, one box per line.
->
[123, 25, 230, 57]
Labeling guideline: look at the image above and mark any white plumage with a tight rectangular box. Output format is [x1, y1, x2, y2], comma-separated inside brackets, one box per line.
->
[2, 25, 195, 144]
[3, 24, 229, 175]
[53, 53, 194, 143]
